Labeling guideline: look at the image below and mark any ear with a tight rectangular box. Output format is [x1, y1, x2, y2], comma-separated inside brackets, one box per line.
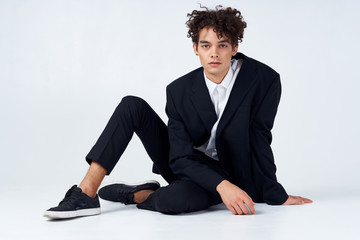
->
[193, 42, 199, 56]
[232, 45, 239, 56]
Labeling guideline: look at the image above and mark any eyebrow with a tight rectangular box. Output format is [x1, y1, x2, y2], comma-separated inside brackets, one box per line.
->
[199, 40, 230, 44]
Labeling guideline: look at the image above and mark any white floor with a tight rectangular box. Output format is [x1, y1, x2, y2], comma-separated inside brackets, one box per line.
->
[1, 184, 359, 240]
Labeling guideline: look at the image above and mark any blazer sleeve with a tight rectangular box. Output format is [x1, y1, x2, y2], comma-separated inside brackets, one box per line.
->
[166, 86, 225, 195]
[250, 74, 288, 205]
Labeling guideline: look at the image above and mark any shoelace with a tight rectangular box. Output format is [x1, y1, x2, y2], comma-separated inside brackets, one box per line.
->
[58, 185, 81, 206]
[117, 189, 134, 205]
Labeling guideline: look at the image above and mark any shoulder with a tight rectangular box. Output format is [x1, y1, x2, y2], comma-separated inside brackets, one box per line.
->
[239, 54, 281, 91]
[243, 54, 280, 80]
[166, 67, 203, 94]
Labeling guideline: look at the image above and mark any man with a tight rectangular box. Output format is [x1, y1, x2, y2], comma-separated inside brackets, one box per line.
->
[44, 6, 311, 219]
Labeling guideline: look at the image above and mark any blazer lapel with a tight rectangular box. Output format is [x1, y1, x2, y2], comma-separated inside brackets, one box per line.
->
[190, 70, 218, 133]
[216, 54, 258, 136]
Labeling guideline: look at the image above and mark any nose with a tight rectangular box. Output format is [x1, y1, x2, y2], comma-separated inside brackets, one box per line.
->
[210, 46, 218, 58]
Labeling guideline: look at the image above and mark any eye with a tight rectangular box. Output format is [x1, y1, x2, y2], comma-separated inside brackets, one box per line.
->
[201, 45, 209, 49]
[219, 44, 228, 48]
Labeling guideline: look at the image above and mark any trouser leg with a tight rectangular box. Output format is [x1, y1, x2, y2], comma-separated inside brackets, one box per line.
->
[137, 180, 222, 214]
[86, 95, 177, 183]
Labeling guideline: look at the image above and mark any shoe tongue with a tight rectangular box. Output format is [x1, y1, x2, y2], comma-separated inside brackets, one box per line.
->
[71, 185, 82, 193]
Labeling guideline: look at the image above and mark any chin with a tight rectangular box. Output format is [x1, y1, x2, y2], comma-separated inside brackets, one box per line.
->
[209, 70, 223, 76]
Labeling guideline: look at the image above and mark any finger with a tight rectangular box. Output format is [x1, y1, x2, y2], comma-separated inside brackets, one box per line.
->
[293, 196, 311, 204]
[247, 202, 256, 214]
[243, 192, 256, 205]
[243, 198, 255, 214]
[238, 202, 249, 215]
[226, 204, 237, 215]
[302, 198, 313, 203]
[233, 203, 244, 215]
[244, 198, 255, 214]
[231, 206, 238, 215]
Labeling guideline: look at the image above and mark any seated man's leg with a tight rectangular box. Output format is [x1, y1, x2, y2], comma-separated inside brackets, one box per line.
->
[45, 96, 174, 218]
[86, 95, 176, 184]
[137, 180, 222, 214]
[78, 160, 107, 198]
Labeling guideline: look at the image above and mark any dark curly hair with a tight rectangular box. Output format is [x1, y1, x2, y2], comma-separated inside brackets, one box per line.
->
[186, 5, 247, 48]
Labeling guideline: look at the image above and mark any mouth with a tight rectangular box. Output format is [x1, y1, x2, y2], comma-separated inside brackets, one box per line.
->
[209, 62, 221, 67]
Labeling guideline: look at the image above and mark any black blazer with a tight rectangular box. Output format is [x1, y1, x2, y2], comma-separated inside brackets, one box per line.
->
[165, 53, 288, 205]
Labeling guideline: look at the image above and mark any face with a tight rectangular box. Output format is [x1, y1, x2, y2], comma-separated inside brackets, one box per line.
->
[193, 27, 238, 84]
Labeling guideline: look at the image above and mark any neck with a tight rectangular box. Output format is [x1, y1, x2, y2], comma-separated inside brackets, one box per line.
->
[205, 69, 229, 84]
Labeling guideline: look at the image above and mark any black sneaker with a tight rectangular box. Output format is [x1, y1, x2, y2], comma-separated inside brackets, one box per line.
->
[44, 185, 101, 219]
[98, 180, 160, 205]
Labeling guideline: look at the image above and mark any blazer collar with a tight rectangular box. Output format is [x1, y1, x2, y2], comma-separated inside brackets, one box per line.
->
[190, 53, 257, 134]
[190, 69, 218, 133]
[216, 53, 257, 136]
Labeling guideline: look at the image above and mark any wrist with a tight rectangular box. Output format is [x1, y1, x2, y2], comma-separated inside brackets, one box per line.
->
[216, 179, 230, 193]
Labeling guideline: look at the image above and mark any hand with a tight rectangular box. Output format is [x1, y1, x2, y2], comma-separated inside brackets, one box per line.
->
[216, 180, 255, 215]
[282, 195, 313, 205]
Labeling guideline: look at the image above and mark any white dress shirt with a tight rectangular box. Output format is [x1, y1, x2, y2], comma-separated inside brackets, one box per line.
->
[195, 58, 243, 160]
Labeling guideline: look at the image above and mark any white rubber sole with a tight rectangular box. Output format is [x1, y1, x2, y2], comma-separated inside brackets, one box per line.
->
[43, 207, 101, 219]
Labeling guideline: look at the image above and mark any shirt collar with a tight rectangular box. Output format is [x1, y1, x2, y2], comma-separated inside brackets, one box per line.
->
[204, 59, 237, 94]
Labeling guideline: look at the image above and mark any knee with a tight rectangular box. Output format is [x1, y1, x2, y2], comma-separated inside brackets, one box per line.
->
[120, 95, 146, 107]
[153, 181, 212, 214]
[116, 95, 148, 113]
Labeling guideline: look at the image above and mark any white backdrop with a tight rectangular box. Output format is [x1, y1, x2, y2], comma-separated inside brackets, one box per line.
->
[0, 0, 359, 197]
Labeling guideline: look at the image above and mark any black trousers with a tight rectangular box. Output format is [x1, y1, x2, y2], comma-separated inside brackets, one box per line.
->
[86, 96, 222, 214]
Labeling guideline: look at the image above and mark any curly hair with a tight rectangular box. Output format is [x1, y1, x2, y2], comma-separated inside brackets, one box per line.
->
[186, 5, 247, 48]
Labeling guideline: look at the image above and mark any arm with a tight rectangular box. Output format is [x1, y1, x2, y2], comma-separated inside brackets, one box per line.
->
[249, 74, 288, 205]
[250, 74, 311, 205]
